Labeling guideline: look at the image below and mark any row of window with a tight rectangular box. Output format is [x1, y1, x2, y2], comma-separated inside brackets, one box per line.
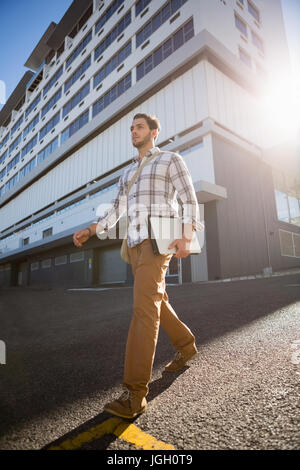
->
[238, 0, 260, 23]
[137, 18, 194, 80]
[95, 10, 131, 60]
[0, 10, 132, 160]
[0, 0, 187, 156]
[30, 252, 85, 270]
[94, 41, 131, 88]
[63, 82, 90, 118]
[275, 190, 300, 227]
[1, 15, 196, 196]
[136, 0, 188, 47]
[235, 13, 264, 52]
[0, 2, 127, 148]
[0, 179, 119, 242]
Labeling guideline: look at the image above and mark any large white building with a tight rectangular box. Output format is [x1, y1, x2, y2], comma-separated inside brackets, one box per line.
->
[0, 0, 299, 288]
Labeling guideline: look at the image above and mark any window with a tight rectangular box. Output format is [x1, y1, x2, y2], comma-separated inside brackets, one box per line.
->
[31, 262, 39, 271]
[247, 1, 260, 22]
[23, 113, 39, 137]
[274, 189, 300, 226]
[235, 14, 247, 37]
[5, 173, 18, 192]
[19, 156, 36, 180]
[251, 30, 264, 53]
[42, 259, 51, 268]
[180, 141, 204, 156]
[239, 47, 251, 68]
[7, 153, 20, 172]
[9, 134, 22, 154]
[70, 252, 84, 262]
[135, 0, 152, 16]
[43, 66, 63, 96]
[95, 0, 125, 33]
[43, 228, 53, 239]
[63, 82, 90, 118]
[94, 41, 131, 88]
[92, 72, 131, 118]
[0, 132, 10, 151]
[94, 11, 131, 60]
[25, 93, 41, 119]
[55, 255, 67, 265]
[37, 137, 58, 164]
[66, 31, 92, 69]
[136, 0, 188, 47]
[56, 198, 85, 215]
[136, 19, 194, 81]
[41, 88, 62, 118]
[0, 149, 8, 165]
[23, 237, 29, 246]
[39, 112, 60, 140]
[11, 116, 24, 137]
[288, 196, 300, 226]
[21, 134, 37, 158]
[61, 110, 89, 144]
[64, 56, 91, 93]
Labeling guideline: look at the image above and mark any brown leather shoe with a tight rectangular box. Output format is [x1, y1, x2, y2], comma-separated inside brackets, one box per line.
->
[104, 389, 147, 419]
[164, 345, 198, 372]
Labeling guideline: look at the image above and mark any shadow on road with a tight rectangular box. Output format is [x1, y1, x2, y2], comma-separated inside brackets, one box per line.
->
[42, 369, 187, 450]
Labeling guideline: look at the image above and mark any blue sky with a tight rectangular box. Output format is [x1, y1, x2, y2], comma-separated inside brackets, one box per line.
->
[0, 0, 299, 111]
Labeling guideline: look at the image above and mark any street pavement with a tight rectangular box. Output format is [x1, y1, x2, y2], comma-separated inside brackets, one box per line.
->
[0, 273, 299, 450]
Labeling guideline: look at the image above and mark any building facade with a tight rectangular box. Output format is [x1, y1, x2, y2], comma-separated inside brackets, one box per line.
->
[0, 0, 299, 288]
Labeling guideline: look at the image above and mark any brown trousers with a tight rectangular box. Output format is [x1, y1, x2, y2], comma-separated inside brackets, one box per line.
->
[123, 238, 195, 397]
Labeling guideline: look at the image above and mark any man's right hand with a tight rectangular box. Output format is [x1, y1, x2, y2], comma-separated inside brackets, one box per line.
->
[73, 229, 90, 248]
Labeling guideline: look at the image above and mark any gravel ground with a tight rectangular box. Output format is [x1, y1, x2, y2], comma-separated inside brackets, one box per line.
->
[0, 274, 299, 450]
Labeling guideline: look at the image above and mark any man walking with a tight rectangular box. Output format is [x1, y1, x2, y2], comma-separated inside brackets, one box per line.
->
[73, 113, 203, 419]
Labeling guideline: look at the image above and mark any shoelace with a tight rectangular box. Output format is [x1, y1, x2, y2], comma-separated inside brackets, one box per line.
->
[174, 351, 183, 362]
[119, 389, 130, 401]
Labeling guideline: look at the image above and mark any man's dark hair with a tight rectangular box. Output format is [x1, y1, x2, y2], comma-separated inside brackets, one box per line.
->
[133, 113, 161, 137]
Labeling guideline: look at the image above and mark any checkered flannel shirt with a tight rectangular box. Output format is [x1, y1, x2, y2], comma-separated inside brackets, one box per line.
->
[92, 146, 204, 248]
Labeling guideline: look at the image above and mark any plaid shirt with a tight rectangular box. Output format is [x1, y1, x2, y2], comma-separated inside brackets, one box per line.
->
[93, 146, 204, 248]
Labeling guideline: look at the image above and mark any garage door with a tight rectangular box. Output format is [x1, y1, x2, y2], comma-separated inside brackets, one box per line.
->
[98, 245, 127, 284]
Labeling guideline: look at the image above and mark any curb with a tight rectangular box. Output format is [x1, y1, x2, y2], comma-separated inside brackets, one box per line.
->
[197, 268, 300, 284]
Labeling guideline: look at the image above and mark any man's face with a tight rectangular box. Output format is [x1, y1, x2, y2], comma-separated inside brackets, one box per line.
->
[130, 118, 156, 148]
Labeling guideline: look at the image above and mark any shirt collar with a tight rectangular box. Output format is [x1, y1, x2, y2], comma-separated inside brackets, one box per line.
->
[132, 146, 160, 163]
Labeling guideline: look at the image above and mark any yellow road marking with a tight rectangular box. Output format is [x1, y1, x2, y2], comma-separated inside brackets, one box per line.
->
[114, 421, 175, 450]
[49, 417, 175, 450]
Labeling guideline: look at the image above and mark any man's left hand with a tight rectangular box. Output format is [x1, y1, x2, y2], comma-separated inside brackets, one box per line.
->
[168, 237, 191, 258]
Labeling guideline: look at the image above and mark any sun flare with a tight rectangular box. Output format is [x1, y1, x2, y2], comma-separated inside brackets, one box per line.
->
[259, 72, 300, 145]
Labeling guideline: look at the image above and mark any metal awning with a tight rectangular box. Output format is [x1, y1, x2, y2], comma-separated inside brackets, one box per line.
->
[24, 22, 57, 71]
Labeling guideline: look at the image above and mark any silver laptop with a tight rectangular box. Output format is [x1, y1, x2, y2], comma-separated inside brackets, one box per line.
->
[148, 215, 201, 255]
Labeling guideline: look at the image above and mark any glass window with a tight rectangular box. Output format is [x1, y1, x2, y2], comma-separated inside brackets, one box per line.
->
[161, 3, 171, 22]
[173, 28, 184, 50]
[248, 1, 260, 22]
[235, 14, 247, 37]
[162, 38, 172, 59]
[144, 56, 153, 74]
[152, 11, 161, 32]
[153, 47, 163, 67]
[275, 190, 289, 222]
[288, 196, 300, 225]
[137, 62, 144, 81]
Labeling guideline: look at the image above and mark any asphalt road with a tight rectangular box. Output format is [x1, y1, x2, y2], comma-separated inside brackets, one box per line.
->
[0, 274, 299, 450]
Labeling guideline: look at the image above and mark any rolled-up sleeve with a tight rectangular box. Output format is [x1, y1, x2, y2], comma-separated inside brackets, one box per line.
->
[168, 154, 204, 232]
[92, 175, 127, 232]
